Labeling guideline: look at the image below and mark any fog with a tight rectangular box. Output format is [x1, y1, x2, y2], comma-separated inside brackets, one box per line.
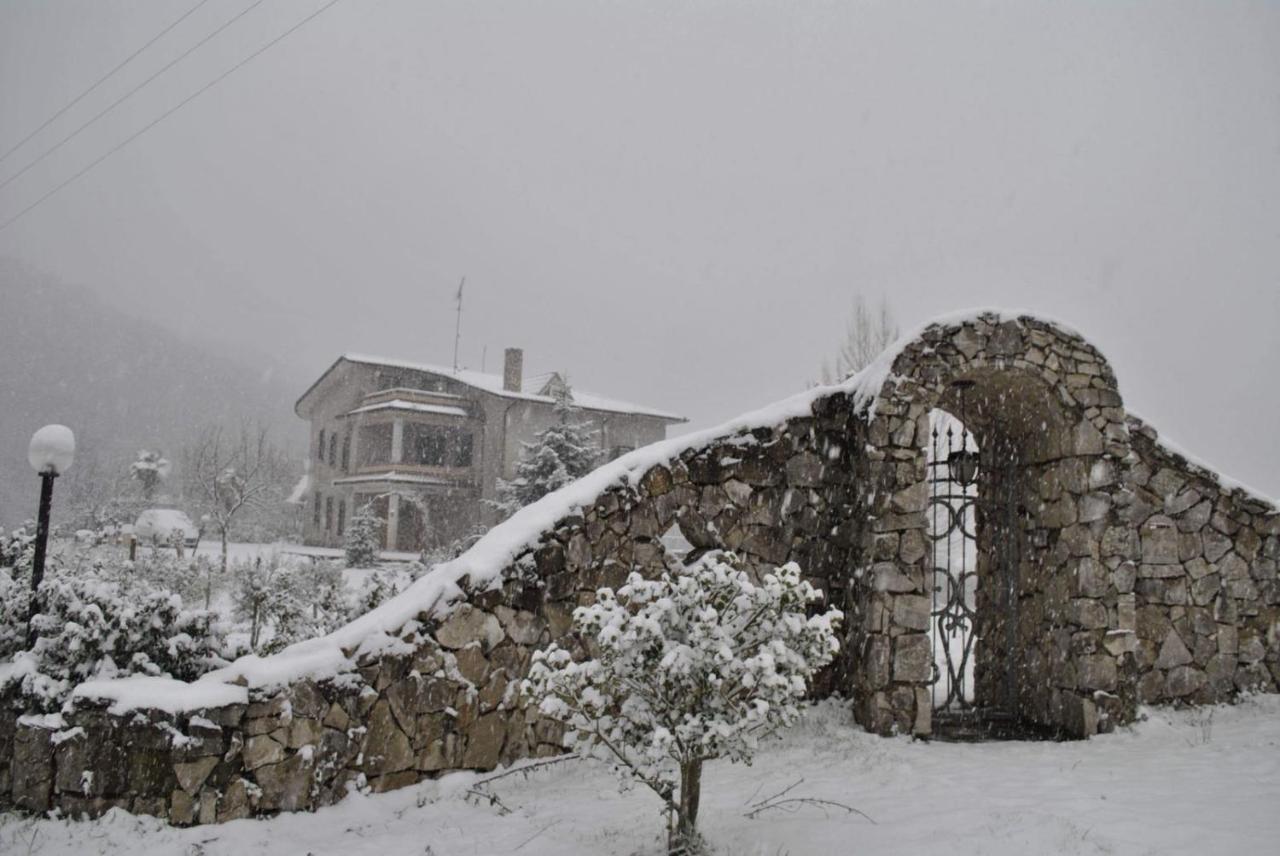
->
[1, 0, 1277, 500]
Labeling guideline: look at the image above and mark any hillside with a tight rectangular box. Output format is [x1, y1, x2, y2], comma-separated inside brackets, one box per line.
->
[0, 259, 306, 526]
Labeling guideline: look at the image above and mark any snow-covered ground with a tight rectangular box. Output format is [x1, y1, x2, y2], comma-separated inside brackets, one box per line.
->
[4, 697, 1277, 856]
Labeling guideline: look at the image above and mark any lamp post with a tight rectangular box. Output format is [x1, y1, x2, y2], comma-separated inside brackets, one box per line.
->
[26, 424, 75, 649]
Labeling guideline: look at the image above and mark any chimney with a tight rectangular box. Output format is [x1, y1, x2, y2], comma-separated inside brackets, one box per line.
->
[503, 348, 523, 392]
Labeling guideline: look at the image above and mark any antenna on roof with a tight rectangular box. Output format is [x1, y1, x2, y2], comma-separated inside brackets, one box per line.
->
[452, 275, 466, 373]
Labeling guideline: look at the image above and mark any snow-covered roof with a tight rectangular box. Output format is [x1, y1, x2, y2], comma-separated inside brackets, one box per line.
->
[345, 399, 470, 418]
[333, 472, 455, 486]
[302, 354, 686, 422]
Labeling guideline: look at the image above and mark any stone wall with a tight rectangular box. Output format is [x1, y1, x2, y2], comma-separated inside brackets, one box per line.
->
[2, 311, 1277, 825]
[0, 409, 867, 824]
[1125, 416, 1280, 702]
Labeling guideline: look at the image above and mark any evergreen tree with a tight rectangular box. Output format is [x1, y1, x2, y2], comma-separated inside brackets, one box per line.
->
[344, 502, 384, 568]
[493, 384, 597, 517]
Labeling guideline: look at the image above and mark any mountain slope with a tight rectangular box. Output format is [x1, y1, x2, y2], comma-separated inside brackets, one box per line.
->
[0, 258, 305, 526]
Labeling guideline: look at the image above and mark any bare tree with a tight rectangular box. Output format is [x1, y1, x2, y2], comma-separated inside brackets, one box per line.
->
[61, 445, 134, 532]
[819, 294, 900, 384]
[183, 422, 289, 572]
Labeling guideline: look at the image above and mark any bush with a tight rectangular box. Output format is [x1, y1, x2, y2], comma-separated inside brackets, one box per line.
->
[525, 551, 842, 854]
[231, 556, 350, 654]
[1, 563, 230, 712]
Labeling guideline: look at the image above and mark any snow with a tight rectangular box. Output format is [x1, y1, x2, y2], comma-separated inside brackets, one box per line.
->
[27, 423, 75, 475]
[339, 353, 686, 421]
[345, 399, 470, 418]
[6, 696, 1278, 855]
[132, 508, 198, 542]
[332, 472, 452, 486]
[285, 469, 311, 505]
[1128, 411, 1278, 509]
[70, 675, 248, 715]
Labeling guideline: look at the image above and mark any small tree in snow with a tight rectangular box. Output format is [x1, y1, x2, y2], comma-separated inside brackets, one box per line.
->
[344, 502, 384, 568]
[130, 450, 171, 502]
[493, 384, 596, 517]
[524, 552, 842, 854]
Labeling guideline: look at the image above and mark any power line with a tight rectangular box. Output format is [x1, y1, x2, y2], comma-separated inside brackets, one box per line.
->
[0, 0, 345, 235]
[0, 0, 212, 167]
[0, 0, 266, 193]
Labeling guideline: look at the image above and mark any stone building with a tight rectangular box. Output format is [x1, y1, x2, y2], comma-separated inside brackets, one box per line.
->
[294, 348, 685, 552]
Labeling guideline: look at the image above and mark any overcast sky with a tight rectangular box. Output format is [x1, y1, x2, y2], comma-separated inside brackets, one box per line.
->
[2, 0, 1278, 497]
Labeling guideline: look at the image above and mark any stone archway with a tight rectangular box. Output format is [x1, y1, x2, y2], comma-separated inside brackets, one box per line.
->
[855, 315, 1135, 738]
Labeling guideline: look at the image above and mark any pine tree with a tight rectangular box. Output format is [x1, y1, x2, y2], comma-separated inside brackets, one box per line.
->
[344, 502, 383, 568]
[493, 384, 597, 517]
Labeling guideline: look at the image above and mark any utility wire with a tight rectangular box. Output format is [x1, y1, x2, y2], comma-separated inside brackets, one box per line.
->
[0, 0, 211, 167]
[0, 0, 266, 193]
[0, 0, 344, 235]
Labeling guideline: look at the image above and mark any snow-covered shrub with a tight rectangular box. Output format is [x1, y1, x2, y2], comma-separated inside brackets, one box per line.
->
[0, 565, 30, 659]
[524, 551, 842, 854]
[2, 565, 229, 712]
[232, 557, 354, 654]
[0, 522, 35, 572]
[344, 503, 383, 567]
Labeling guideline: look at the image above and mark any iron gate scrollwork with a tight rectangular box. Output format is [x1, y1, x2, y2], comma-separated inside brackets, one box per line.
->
[927, 381, 1024, 738]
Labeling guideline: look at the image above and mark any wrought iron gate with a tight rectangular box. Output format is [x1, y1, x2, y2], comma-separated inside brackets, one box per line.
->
[926, 382, 1028, 739]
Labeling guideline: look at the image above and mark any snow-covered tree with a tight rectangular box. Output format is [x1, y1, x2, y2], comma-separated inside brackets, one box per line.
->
[819, 294, 899, 384]
[524, 552, 842, 854]
[2, 559, 228, 711]
[183, 422, 289, 572]
[130, 450, 171, 502]
[344, 502, 384, 567]
[493, 384, 597, 517]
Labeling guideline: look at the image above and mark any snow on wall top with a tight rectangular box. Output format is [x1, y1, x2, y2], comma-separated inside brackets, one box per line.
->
[72, 675, 248, 716]
[1128, 412, 1278, 509]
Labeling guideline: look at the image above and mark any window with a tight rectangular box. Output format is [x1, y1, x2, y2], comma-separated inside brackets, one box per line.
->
[328, 432, 338, 467]
[358, 423, 394, 466]
[317, 428, 326, 461]
[455, 432, 474, 467]
[341, 433, 351, 472]
[325, 496, 334, 532]
[336, 500, 346, 535]
[313, 491, 322, 527]
[403, 424, 474, 467]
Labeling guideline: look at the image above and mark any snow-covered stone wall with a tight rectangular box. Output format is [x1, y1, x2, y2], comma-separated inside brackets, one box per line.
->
[2, 310, 1276, 825]
[1124, 416, 1279, 702]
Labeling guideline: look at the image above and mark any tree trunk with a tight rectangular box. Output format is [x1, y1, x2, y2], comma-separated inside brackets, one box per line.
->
[220, 527, 229, 574]
[669, 758, 702, 854]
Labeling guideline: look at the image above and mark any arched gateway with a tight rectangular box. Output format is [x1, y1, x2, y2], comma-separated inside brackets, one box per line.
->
[4, 311, 1277, 821]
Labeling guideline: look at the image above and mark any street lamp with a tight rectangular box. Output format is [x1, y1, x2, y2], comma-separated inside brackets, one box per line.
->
[26, 424, 74, 648]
